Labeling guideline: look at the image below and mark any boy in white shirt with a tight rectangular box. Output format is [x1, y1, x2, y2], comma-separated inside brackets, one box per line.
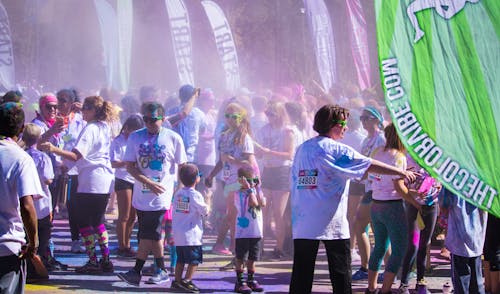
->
[118, 102, 187, 286]
[171, 163, 208, 293]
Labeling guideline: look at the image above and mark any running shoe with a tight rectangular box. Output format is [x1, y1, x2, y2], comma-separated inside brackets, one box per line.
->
[146, 268, 170, 284]
[117, 269, 141, 286]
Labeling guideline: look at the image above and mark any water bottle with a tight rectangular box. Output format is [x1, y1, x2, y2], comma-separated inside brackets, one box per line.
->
[442, 281, 452, 294]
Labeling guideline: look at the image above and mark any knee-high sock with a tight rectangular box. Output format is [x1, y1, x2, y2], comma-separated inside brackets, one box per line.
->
[169, 245, 177, 268]
[79, 226, 97, 263]
[94, 224, 110, 258]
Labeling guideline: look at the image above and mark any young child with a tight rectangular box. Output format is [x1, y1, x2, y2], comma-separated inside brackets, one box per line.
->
[171, 163, 208, 292]
[23, 123, 67, 272]
[232, 164, 266, 293]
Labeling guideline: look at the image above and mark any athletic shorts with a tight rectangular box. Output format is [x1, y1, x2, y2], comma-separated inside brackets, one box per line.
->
[136, 209, 166, 241]
[176, 246, 203, 265]
[235, 238, 262, 261]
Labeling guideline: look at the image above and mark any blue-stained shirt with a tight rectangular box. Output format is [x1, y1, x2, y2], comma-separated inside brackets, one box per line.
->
[167, 105, 207, 163]
[443, 188, 487, 257]
[290, 136, 372, 240]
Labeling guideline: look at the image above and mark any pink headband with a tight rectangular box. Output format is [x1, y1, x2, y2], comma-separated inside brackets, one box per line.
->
[39, 94, 57, 109]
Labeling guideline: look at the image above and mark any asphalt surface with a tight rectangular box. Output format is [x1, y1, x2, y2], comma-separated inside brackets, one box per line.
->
[25, 214, 453, 293]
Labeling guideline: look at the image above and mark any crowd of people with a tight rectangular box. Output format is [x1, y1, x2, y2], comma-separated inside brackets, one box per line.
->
[0, 83, 498, 294]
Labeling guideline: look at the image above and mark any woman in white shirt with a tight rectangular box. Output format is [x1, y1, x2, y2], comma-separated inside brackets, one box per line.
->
[40, 95, 119, 274]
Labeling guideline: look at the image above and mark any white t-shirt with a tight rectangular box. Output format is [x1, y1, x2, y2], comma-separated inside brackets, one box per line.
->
[124, 127, 187, 211]
[74, 121, 114, 194]
[369, 148, 407, 201]
[172, 187, 208, 246]
[290, 136, 372, 240]
[234, 189, 263, 239]
[26, 147, 54, 219]
[110, 133, 135, 184]
[218, 131, 254, 184]
[0, 140, 44, 256]
[360, 131, 386, 191]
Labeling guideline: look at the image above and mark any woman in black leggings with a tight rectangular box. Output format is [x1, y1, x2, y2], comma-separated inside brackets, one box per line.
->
[399, 162, 441, 293]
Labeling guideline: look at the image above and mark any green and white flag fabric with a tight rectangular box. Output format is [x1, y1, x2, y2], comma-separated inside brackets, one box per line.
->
[375, 0, 500, 217]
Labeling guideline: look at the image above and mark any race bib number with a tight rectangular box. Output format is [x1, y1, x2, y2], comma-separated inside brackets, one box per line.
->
[222, 163, 231, 181]
[141, 176, 160, 193]
[297, 169, 318, 189]
[176, 196, 190, 213]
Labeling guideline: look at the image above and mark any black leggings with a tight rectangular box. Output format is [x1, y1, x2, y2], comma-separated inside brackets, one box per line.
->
[400, 202, 438, 283]
[74, 193, 110, 228]
[290, 239, 351, 294]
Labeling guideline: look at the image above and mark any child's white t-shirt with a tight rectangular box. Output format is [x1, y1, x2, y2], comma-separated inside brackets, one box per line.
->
[234, 189, 263, 239]
[172, 187, 208, 246]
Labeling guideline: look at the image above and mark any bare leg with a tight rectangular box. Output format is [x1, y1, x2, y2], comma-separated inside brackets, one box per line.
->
[184, 264, 198, 281]
[355, 203, 371, 269]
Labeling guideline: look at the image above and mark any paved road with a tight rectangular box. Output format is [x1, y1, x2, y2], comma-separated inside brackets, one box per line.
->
[26, 216, 453, 293]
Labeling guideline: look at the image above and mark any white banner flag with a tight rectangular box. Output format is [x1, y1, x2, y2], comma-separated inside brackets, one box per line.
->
[94, 0, 119, 90]
[0, 2, 15, 90]
[165, 0, 194, 85]
[117, 0, 133, 92]
[201, 0, 240, 92]
[345, 0, 371, 90]
[304, 0, 337, 93]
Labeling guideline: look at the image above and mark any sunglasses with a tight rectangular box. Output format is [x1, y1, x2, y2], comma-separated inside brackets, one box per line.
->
[225, 113, 241, 120]
[332, 119, 347, 128]
[45, 104, 58, 110]
[245, 177, 260, 185]
[360, 115, 376, 121]
[143, 116, 163, 124]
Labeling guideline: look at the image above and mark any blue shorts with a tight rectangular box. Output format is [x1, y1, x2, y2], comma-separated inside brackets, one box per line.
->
[176, 246, 203, 265]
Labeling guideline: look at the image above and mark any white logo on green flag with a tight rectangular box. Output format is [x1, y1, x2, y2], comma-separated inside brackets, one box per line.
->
[376, 0, 500, 217]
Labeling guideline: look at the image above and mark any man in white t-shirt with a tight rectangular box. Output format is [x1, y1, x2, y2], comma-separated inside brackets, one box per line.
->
[117, 102, 187, 287]
[289, 104, 418, 294]
[0, 102, 42, 293]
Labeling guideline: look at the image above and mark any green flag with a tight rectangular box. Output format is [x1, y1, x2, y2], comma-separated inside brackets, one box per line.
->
[375, 0, 500, 217]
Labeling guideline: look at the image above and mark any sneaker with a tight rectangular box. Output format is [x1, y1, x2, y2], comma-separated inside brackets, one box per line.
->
[99, 258, 114, 273]
[75, 260, 102, 274]
[117, 247, 136, 258]
[234, 281, 252, 294]
[180, 279, 200, 293]
[47, 258, 68, 271]
[212, 244, 232, 256]
[364, 288, 380, 294]
[352, 268, 369, 280]
[416, 279, 431, 294]
[71, 240, 85, 253]
[117, 269, 142, 286]
[398, 283, 410, 294]
[146, 268, 170, 284]
[248, 279, 264, 292]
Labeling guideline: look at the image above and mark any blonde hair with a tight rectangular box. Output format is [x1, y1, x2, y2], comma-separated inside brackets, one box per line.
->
[22, 123, 41, 147]
[223, 102, 251, 146]
[83, 96, 120, 122]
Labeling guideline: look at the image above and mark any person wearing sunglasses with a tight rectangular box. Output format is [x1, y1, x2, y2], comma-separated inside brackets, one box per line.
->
[39, 96, 119, 274]
[117, 101, 187, 287]
[352, 105, 387, 283]
[289, 104, 418, 294]
[208, 102, 260, 261]
[32, 93, 66, 145]
[255, 101, 297, 260]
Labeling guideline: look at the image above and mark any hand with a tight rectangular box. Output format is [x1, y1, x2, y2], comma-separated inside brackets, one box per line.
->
[20, 243, 38, 259]
[38, 142, 54, 153]
[239, 176, 251, 190]
[72, 102, 82, 112]
[147, 181, 166, 196]
[204, 176, 213, 188]
[403, 169, 419, 183]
